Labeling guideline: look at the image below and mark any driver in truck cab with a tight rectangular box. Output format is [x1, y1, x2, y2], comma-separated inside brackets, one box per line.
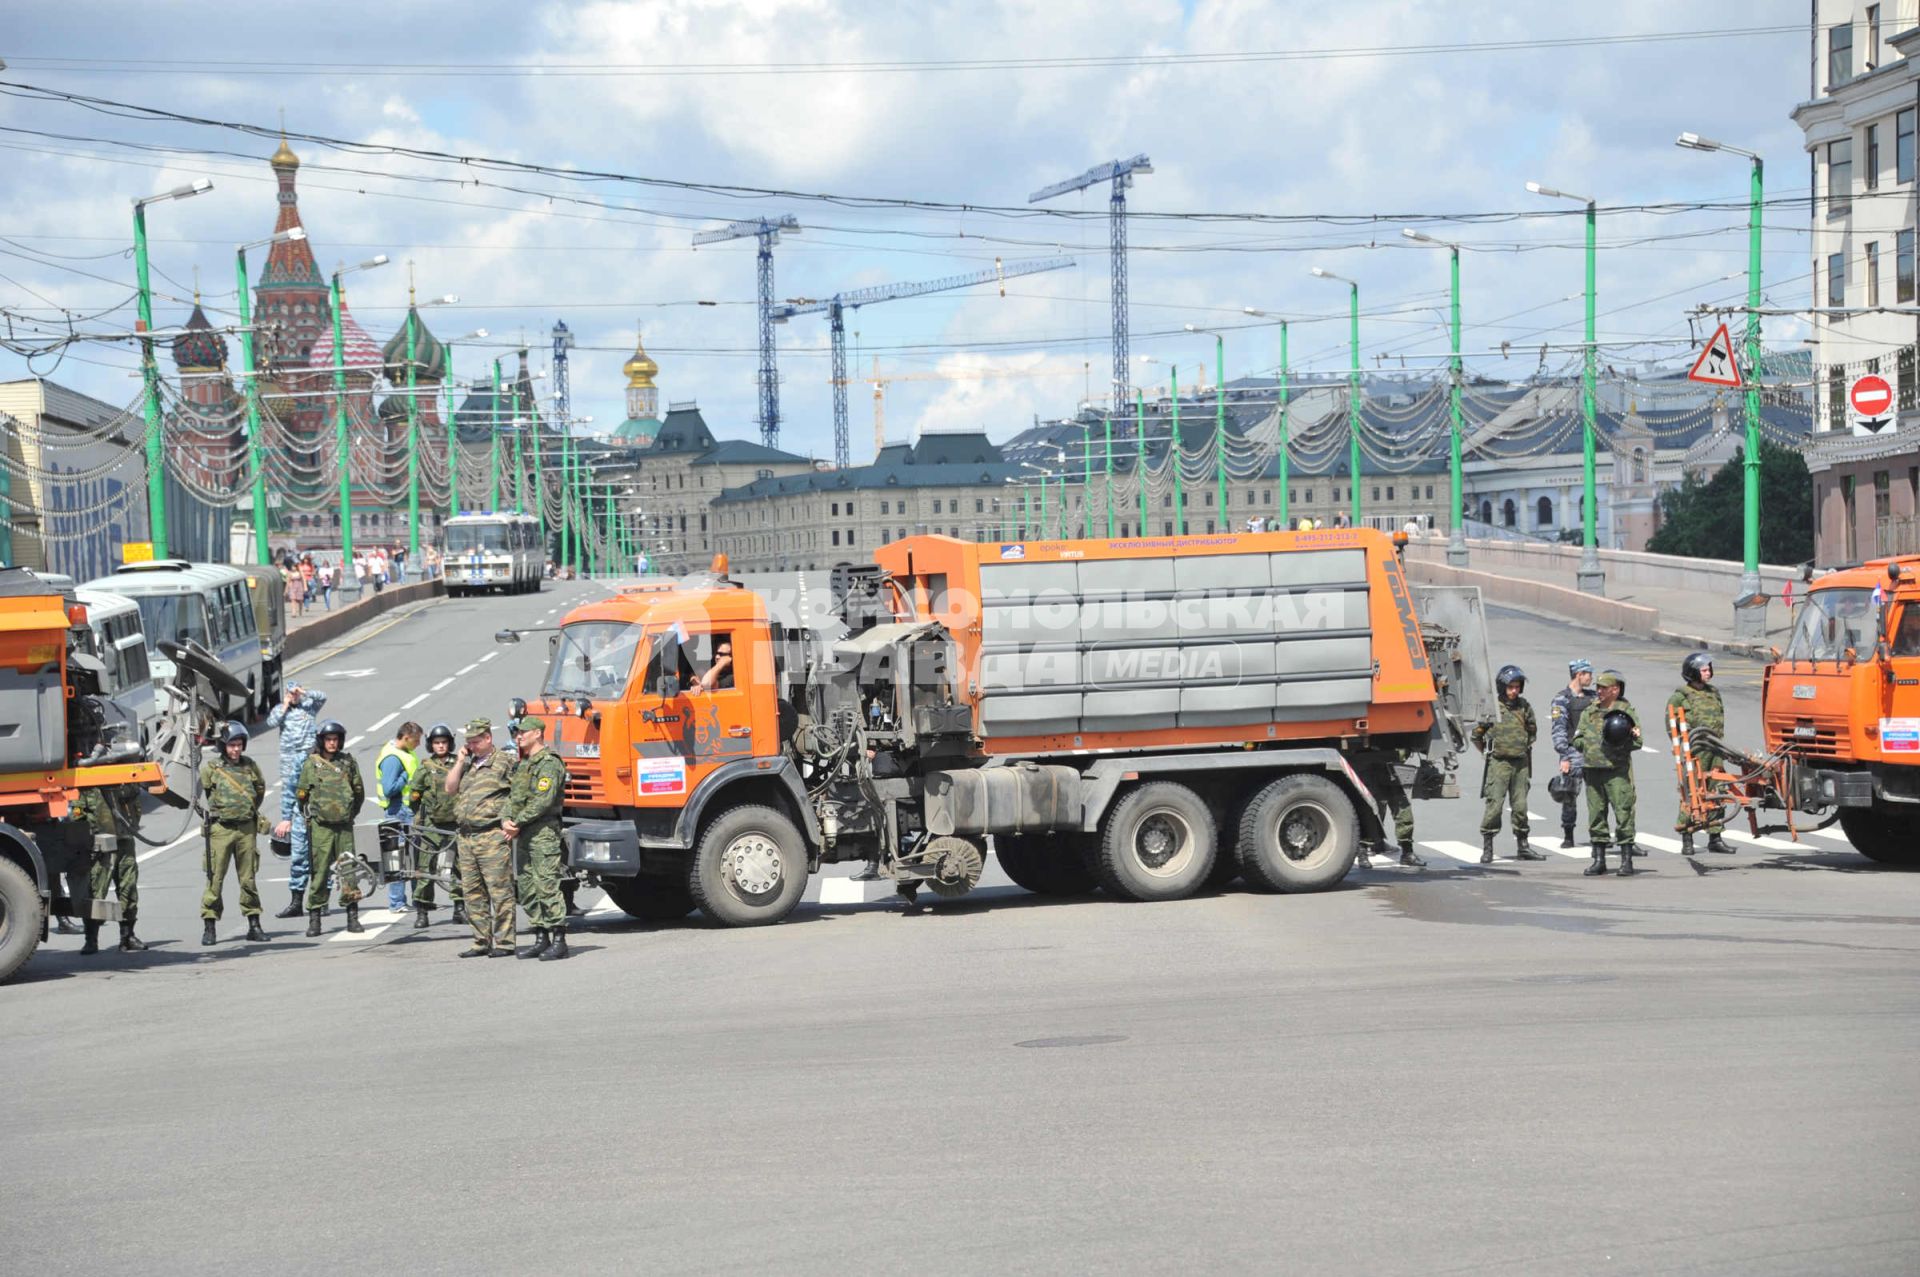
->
[1895, 605, 1920, 656]
[689, 637, 733, 693]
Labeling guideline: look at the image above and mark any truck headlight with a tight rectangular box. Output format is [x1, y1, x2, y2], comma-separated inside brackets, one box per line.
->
[579, 840, 614, 863]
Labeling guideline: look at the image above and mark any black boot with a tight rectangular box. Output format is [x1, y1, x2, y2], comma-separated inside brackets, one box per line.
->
[1397, 844, 1427, 868]
[414, 905, 430, 930]
[451, 900, 468, 926]
[345, 902, 363, 934]
[201, 918, 217, 946]
[1561, 825, 1576, 849]
[118, 921, 147, 952]
[540, 926, 569, 961]
[1617, 842, 1639, 876]
[306, 908, 322, 937]
[1681, 832, 1696, 856]
[246, 917, 267, 942]
[1515, 836, 1546, 861]
[1706, 834, 1735, 854]
[563, 882, 584, 918]
[1479, 834, 1496, 865]
[1584, 844, 1610, 876]
[80, 921, 101, 955]
[1355, 844, 1374, 870]
[520, 928, 550, 959]
[459, 943, 492, 958]
[275, 890, 304, 920]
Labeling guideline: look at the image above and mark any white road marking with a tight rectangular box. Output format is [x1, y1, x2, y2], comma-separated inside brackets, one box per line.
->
[431, 678, 454, 691]
[367, 712, 398, 734]
[817, 878, 868, 905]
[1416, 839, 1489, 864]
[1633, 833, 1686, 854]
[402, 693, 429, 709]
[456, 663, 478, 675]
[344, 735, 364, 749]
[327, 923, 390, 944]
[1725, 830, 1808, 852]
[478, 652, 497, 663]
[1804, 827, 1853, 846]
[325, 669, 377, 680]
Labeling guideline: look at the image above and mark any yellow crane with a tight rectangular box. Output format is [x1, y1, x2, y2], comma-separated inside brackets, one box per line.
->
[865, 358, 1081, 453]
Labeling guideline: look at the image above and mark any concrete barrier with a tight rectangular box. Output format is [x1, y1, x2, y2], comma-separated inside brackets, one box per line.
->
[1404, 536, 1798, 598]
[1403, 556, 1661, 637]
[284, 578, 444, 663]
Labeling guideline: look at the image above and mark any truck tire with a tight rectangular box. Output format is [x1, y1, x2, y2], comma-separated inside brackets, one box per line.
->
[1092, 782, 1217, 902]
[1838, 807, 1920, 866]
[993, 834, 1097, 896]
[599, 874, 696, 921]
[0, 855, 43, 984]
[1236, 773, 1359, 893]
[687, 805, 809, 927]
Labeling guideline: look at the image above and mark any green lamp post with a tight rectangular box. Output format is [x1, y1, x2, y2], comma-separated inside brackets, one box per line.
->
[1527, 181, 1605, 594]
[234, 223, 304, 565]
[328, 254, 390, 567]
[132, 177, 213, 559]
[1311, 267, 1364, 528]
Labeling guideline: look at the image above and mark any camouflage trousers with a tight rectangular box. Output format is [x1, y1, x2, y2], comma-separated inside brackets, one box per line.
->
[515, 823, 565, 930]
[412, 825, 457, 907]
[1674, 747, 1727, 835]
[201, 822, 262, 919]
[1481, 758, 1530, 837]
[88, 837, 138, 923]
[1358, 763, 1414, 848]
[457, 827, 516, 948]
[305, 821, 362, 910]
[1585, 769, 1636, 845]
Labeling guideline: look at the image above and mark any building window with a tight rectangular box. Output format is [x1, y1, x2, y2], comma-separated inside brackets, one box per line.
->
[1900, 231, 1917, 304]
[1162, 494, 1171, 508]
[1829, 373, 1847, 432]
[1868, 4, 1883, 67]
[1424, 485, 1434, 500]
[1901, 348, 1917, 410]
[1537, 496, 1553, 527]
[1386, 486, 1395, 501]
[1204, 491, 1213, 507]
[1303, 489, 1313, 503]
[1875, 470, 1893, 520]
[1868, 241, 1882, 307]
[1372, 486, 1380, 501]
[1830, 251, 1847, 307]
[974, 498, 984, 513]
[848, 528, 857, 546]
[1900, 109, 1916, 183]
[1828, 138, 1852, 219]
[1502, 499, 1517, 527]
[1868, 123, 1882, 191]
[1163, 521, 1173, 535]
[1478, 499, 1492, 523]
[1830, 21, 1854, 89]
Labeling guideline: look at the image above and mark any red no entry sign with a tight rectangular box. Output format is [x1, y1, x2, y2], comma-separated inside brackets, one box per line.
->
[1851, 374, 1894, 417]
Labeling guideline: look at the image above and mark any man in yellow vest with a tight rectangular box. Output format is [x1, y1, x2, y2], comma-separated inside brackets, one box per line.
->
[375, 722, 422, 915]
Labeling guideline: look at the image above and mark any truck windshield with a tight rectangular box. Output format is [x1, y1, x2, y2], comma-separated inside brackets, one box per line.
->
[132, 593, 208, 651]
[446, 524, 510, 554]
[544, 621, 645, 696]
[1785, 587, 1878, 660]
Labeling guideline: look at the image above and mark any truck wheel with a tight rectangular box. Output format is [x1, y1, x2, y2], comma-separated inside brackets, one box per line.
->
[1236, 774, 1359, 893]
[0, 856, 43, 984]
[993, 834, 1096, 896]
[688, 805, 809, 926]
[1093, 782, 1217, 902]
[1839, 808, 1920, 866]
[599, 874, 695, 921]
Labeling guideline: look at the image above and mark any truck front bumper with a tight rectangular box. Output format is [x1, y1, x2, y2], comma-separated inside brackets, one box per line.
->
[564, 819, 641, 876]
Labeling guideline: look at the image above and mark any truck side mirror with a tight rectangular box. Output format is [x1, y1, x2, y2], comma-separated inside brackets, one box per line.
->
[494, 629, 520, 645]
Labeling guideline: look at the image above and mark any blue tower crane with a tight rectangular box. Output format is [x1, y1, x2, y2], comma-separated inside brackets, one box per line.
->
[692, 214, 800, 450]
[773, 255, 1075, 468]
[1029, 154, 1152, 414]
[550, 319, 573, 425]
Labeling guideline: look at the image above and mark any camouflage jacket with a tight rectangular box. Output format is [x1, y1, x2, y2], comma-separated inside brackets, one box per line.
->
[1549, 686, 1595, 767]
[508, 749, 567, 829]
[200, 755, 268, 829]
[408, 754, 459, 829]
[296, 751, 365, 827]
[1473, 696, 1537, 759]
[1666, 683, 1725, 740]
[1574, 699, 1641, 771]
[452, 750, 515, 830]
[267, 689, 328, 780]
[72, 784, 140, 842]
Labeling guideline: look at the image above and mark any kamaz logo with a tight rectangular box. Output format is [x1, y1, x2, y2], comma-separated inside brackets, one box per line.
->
[641, 710, 682, 725]
[999, 544, 1026, 559]
[1382, 560, 1429, 673]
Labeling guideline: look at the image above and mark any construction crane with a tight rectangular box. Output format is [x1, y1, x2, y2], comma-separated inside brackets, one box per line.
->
[772, 255, 1074, 468]
[868, 357, 1080, 451]
[1029, 154, 1152, 416]
[692, 214, 800, 450]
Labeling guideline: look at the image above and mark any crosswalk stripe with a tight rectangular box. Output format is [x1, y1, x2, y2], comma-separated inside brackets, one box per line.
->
[1725, 830, 1807, 852]
[1633, 833, 1686, 854]
[328, 923, 390, 944]
[1418, 839, 1489, 864]
[1804, 827, 1853, 846]
[816, 878, 868, 905]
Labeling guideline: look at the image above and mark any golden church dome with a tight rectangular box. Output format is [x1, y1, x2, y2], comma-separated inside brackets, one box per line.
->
[623, 327, 659, 387]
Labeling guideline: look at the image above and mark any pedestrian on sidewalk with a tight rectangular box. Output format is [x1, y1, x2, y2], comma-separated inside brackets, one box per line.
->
[269, 684, 327, 919]
[1472, 665, 1546, 863]
[317, 560, 333, 610]
[1549, 659, 1596, 848]
[376, 722, 422, 914]
[351, 553, 368, 596]
[287, 565, 306, 617]
[392, 545, 407, 582]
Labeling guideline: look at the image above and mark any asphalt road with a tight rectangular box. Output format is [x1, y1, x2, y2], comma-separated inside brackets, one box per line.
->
[2, 586, 1916, 1276]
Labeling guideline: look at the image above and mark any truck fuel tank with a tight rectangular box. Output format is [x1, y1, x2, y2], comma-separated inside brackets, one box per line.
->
[922, 763, 1082, 836]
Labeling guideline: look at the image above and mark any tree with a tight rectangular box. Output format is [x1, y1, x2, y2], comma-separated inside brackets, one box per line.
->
[1646, 440, 1813, 564]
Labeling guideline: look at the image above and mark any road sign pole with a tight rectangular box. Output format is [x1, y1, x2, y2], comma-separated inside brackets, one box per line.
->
[1736, 155, 1767, 640]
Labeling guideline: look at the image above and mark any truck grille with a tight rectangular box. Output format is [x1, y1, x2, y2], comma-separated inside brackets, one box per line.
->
[1771, 713, 1848, 758]
[564, 765, 605, 804]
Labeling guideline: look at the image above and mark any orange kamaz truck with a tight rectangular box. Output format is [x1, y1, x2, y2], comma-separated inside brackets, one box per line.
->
[499, 529, 1494, 926]
[1753, 554, 1920, 864]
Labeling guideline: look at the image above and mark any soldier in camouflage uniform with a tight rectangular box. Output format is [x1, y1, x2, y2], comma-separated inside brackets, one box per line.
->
[199, 720, 270, 945]
[71, 782, 146, 955]
[406, 722, 462, 929]
[1668, 651, 1734, 856]
[1472, 665, 1547, 864]
[506, 716, 570, 961]
[296, 719, 366, 936]
[1573, 671, 1642, 876]
[1352, 752, 1425, 870]
[269, 685, 327, 919]
[446, 717, 517, 958]
[1549, 659, 1596, 847]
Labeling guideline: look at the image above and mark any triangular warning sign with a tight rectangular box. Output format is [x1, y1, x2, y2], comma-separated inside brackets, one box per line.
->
[1688, 322, 1743, 387]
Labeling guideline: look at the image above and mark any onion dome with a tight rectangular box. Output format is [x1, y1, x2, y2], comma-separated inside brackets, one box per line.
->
[309, 294, 383, 374]
[381, 306, 448, 383]
[270, 136, 300, 170]
[376, 394, 411, 426]
[623, 327, 659, 387]
[171, 302, 228, 371]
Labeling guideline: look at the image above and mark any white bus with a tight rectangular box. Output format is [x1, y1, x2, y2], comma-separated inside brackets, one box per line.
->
[86, 560, 284, 716]
[37, 575, 164, 748]
[443, 512, 543, 597]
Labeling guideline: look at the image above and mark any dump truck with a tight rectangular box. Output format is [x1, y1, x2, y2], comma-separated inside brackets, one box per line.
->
[1675, 554, 1920, 866]
[499, 528, 1495, 926]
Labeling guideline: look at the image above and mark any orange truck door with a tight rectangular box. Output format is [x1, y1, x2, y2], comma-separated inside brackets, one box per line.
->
[1882, 600, 1920, 757]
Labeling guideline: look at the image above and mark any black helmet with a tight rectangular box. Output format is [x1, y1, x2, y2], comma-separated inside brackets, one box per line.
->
[1682, 651, 1713, 687]
[315, 719, 347, 749]
[1547, 771, 1576, 803]
[426, 722, 455, 748]
[219, 720, 249, 747]
[1601, 709, 1636, 748]
[1496, 664, 1526, 694]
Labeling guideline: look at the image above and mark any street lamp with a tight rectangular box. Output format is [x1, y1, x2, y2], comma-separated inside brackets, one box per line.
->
[132, 176, 214, 559]
[1138, 355, 1187, 532]
[234, 225, 304, 566]
[330, 254, 389, 566]
[1402, 229, 1470, 566]
[1678, 131, 1768, 634]
[1244, 308, 1292, 528]
[1185, 324, 1233, 531]
[1310, 267, 1363, 527]
[402, 291, 458, 570]
[442, 329, 488, 523]
[1526, 180, 1604, 593]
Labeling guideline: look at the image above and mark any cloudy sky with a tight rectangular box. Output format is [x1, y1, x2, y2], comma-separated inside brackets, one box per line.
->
[0, 1, 1815, 463]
